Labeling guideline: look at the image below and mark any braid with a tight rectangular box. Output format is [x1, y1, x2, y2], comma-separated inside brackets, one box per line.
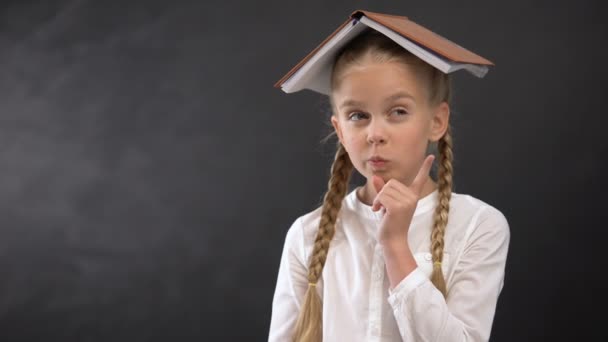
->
[292, 143, 353, 342]
[430, 126, 453, 298]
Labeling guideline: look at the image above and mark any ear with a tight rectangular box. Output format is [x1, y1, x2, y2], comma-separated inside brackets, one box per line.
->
[331, 115, 345, 145]
[429, 102, 450, 142]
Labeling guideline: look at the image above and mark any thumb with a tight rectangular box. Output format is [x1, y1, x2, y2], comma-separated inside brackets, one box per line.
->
[371, 175, 385, 212]
[372, 175, 385, 194]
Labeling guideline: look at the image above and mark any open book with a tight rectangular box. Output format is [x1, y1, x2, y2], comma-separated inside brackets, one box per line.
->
[275, 10, 494, 95]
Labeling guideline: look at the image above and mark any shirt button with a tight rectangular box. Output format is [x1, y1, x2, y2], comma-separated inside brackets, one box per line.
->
[371, 324, 380, 335]
[425, 253, 432, 261]
[375, 270, 383, 280]
[375, 245, 383, 255]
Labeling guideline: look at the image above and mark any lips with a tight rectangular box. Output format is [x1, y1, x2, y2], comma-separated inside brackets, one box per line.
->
[368, 156, 388, 168]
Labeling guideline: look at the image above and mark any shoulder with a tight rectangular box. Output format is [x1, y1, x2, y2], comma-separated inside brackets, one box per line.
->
[281, 205, 324, 258]
[450, 192, 510, 245]
[450, 192, 508, 223]
[296, 205, 324, 235]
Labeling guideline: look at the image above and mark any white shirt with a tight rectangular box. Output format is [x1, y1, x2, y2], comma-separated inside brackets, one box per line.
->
[268, 187, 510, 342]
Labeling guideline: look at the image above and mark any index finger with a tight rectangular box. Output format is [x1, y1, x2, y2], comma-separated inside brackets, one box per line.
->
[410, 154, 435, 195]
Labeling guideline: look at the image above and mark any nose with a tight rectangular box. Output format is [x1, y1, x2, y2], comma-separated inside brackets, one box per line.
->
[367, 119, 387, 145]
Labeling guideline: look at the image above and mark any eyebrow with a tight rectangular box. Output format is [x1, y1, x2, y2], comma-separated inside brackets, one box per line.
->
[339, 91, 416, 109]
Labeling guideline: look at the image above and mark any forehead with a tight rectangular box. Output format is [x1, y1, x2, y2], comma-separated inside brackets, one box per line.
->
[332, 61, 427, 105]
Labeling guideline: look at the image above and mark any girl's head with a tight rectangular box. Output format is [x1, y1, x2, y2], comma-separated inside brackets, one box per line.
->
[293, 29, 455, 342]
[331, 29, 451, 106]
[329, 29, 451, 188]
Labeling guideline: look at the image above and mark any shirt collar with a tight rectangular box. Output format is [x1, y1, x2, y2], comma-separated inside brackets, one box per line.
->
[345, 185, 438, 221]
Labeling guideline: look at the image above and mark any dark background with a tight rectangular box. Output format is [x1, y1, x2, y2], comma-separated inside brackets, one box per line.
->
[0, 0, 606, 341]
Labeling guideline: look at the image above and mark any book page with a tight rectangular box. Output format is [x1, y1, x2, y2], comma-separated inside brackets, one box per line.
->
[281, 19, 369, 94]
[359, 16, 488, 78]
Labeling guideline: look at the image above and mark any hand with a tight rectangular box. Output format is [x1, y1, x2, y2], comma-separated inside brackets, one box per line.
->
[372, 155, 435, 246]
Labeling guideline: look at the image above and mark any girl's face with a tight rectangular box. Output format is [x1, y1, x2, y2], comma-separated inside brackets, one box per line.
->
[331, 61, 449, 187]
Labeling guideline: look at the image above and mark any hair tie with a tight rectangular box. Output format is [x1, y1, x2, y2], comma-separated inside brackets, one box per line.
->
[433, 261, 442, 267]
[308, 283, 317, 287]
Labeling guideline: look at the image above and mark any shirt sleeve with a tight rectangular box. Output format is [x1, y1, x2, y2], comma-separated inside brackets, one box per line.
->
[268, 218, 309, 342]
[387, 206, 510, 342]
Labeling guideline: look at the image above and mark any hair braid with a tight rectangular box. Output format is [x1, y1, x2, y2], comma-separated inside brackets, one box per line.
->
[430, 126, 453, 298]
[292, 143, 353, 342]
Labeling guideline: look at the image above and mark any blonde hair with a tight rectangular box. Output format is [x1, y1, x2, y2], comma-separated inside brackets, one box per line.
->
[293, 29, 453, 341]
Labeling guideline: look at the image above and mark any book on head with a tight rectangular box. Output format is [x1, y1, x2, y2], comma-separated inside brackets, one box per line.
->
[275, 10, 494, 95]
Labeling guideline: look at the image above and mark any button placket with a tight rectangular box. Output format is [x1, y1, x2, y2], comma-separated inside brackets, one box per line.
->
[367, 244, 385, 340]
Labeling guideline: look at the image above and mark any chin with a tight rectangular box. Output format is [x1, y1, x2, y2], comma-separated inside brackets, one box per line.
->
[368, 170, 391, 180]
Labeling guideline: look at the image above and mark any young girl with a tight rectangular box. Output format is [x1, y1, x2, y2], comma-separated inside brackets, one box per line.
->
[269, 13, 510, 342]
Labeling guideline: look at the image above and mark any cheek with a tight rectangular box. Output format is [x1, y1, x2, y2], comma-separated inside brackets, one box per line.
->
[339, 128, 357, 144]
[345, 133, 358, 143]
[344, 133, 366, 151]
[398, 125, 429, 151]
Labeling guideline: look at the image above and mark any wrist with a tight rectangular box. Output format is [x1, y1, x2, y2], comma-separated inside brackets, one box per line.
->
[378, 237, 410, 252]
[381, 239, 417, 288]
[382, 242, 413, 262]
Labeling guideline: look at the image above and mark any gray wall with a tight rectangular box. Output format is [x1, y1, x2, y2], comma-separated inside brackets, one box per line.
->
[0, 0, 605, 340]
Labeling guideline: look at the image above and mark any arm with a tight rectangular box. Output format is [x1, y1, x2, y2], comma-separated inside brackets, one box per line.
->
[386, 206, 510, 342]
[268, 218, 309, 342]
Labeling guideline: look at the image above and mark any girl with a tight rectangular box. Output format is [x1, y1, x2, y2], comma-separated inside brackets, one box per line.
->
[268, 14, 510, 342]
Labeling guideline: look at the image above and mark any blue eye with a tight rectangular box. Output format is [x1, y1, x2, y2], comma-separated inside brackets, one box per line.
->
[391, 108, 409, 116]
[348, 112, 368, 121]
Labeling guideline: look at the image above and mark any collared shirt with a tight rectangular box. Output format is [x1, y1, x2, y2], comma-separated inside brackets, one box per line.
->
[268, 187, 510, 341]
